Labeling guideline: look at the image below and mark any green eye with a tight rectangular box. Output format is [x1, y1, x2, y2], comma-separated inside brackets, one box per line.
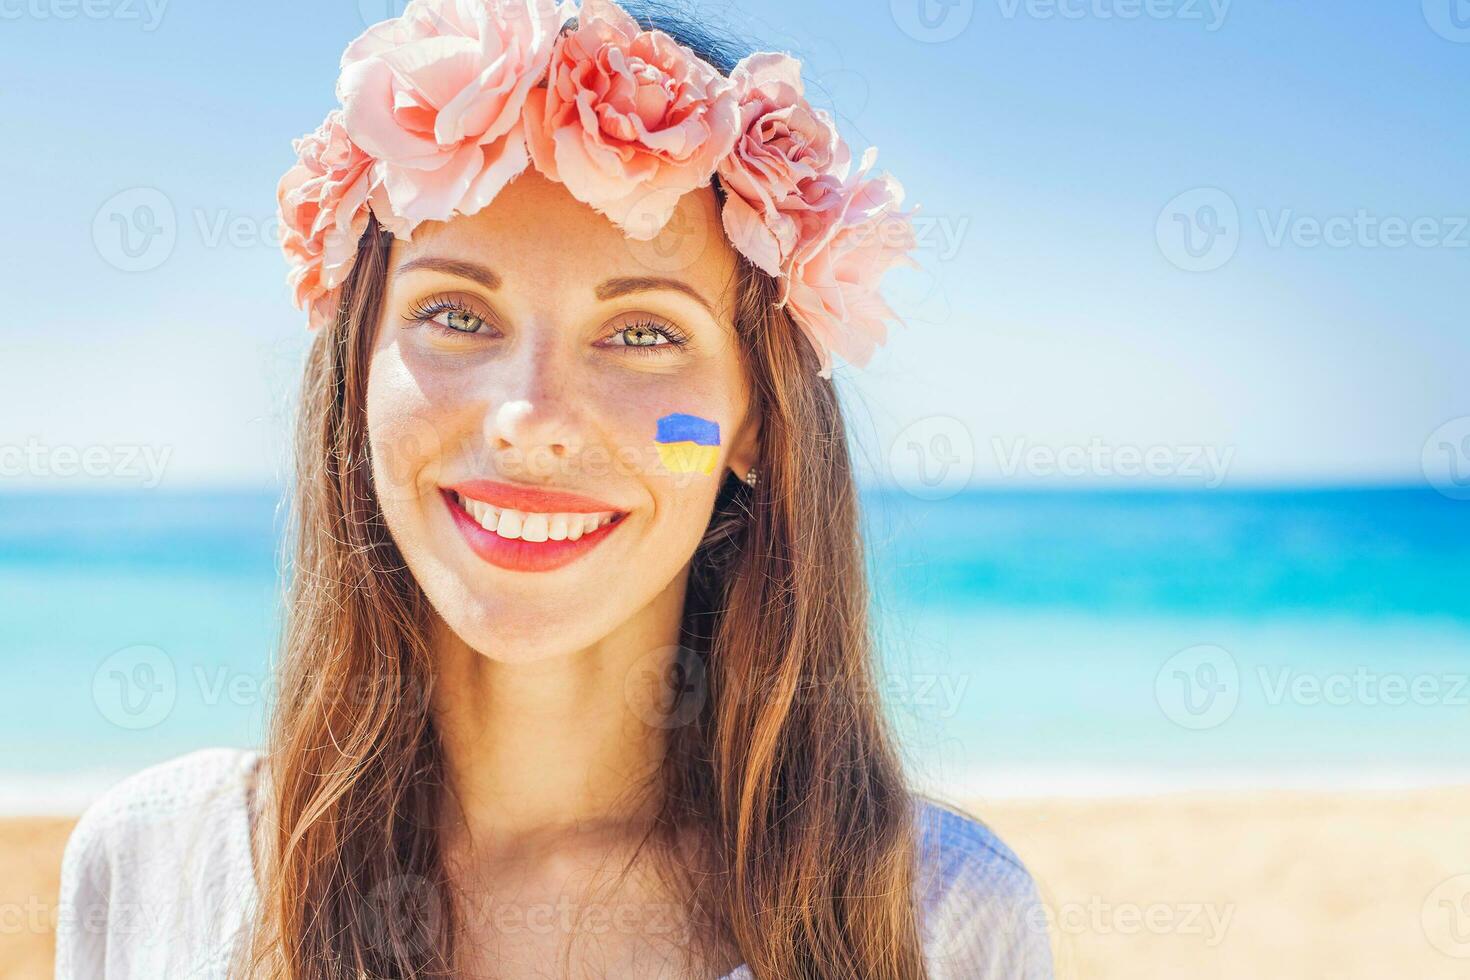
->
[439, 309, 484, 333]
[605, 318, 690, 354]
[618, 324, 668, 347]
[402, 294, 491, 335]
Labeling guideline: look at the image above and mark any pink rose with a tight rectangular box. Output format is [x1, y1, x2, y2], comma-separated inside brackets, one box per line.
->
[716, 51, 852, 279]
[337, 0, 570, 233]
[277, 109, 380, 331]
[784, 148, 921, 379]
[520, 0, 741, 240]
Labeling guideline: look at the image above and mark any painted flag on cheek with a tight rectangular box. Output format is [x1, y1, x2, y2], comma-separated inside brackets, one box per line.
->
[655, 413, 721, 475]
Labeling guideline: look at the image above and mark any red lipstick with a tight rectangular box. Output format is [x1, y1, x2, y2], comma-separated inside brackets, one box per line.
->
[440, 482, 628, 573]
[447, 479, 622, 514]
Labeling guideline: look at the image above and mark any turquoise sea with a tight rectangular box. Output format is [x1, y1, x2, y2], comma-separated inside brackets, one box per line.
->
[3, 487, 1468, 812]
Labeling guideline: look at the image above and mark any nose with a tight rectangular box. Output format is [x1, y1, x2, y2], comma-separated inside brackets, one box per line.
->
[483, 344, 587, 479]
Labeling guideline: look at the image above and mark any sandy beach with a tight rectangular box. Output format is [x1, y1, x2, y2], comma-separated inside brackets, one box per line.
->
[980, 787, 1470, 979]
[4, 788, 1467, 979]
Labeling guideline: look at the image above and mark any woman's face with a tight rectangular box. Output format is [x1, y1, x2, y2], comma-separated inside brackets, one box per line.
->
[365, 169, 759, 662]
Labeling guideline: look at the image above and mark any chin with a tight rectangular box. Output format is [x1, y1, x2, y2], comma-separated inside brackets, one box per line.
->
[420, 572, 616, 664]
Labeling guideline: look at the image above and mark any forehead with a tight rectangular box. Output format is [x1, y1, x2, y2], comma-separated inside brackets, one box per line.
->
[391, 168, 741, 319]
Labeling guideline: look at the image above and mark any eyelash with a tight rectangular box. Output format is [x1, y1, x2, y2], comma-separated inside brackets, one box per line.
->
[401, 296, 691, 355]
[608, 317, 691, 355]
[403, 294, 493, 334]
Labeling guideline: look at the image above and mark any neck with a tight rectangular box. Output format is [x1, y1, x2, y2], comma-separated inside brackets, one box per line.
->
[429, 572, 689, 859]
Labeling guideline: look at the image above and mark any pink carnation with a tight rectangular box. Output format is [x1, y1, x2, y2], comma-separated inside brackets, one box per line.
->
[276, 109, 380, 331]
[716, 51, 852, 279]
[520, 0, 742, 240]
[784, 148, 921, 379]
[336, 0, 570, 234]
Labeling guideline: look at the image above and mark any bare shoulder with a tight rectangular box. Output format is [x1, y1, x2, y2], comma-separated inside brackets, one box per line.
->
[911, 796, 1054, 980]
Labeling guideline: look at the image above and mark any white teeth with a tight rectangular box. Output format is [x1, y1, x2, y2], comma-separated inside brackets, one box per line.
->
[495, 509, 524, 539]
[520, 513, 549, 542]
[456, 493, 619, 543]
[471, 499, 499, 531]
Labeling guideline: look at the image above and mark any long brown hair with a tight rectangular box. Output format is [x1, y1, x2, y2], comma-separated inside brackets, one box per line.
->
[237, 9, 928, 978]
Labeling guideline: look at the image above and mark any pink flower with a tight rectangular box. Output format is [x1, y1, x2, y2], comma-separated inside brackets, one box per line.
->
[716, 51, 852, 279]
[520, 0, 742, 240]
[336, 0, 570, 234]
[784, 148, 921, 379]
[277, 109, 380, 331]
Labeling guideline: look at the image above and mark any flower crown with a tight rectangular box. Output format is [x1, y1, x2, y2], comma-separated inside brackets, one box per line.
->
[277, 0, 919, 379]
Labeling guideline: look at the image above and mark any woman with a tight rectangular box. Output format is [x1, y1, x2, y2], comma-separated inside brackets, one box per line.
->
[55, 1, 1052, 977]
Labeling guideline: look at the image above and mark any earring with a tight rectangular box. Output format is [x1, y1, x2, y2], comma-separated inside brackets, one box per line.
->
[743, 467, 759, 488]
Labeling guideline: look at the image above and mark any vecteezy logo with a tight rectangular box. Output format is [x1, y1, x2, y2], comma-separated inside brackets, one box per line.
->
[370, 414, 448, 504]
[1422, 417, 1470, 501]
[1423, 0, 1470, 43]
[361, 874, 448, 960]
[92, 187, 177, 273]
[92, 644, 177, 730]
[890, 416, 974, 501]
[625, 644, 708, 729]
[890, 0, 974, 43]
[1156, 188, 1240, 272]
[1154, 644, 1239, 730]
[622, 186, 713, 275]
[1422, 874, 1470, 958]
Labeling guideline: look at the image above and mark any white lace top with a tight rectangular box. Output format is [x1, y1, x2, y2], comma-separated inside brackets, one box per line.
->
[54, 747, 1053, 979]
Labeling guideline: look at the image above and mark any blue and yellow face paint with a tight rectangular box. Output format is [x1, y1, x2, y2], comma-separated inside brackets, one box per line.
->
[654, 413, 721, 475]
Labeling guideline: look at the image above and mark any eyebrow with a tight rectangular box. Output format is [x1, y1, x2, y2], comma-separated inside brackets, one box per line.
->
[395, 256, 501, 291]
[596, 276, 716, 316]
[395, 256, 715, 315]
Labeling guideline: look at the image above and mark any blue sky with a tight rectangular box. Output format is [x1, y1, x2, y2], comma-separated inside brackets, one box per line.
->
[3, 0, 1466, 489]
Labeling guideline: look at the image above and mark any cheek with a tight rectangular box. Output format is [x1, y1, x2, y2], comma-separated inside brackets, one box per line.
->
[364, 346, 470, 507]
[608, 381, 737, 514]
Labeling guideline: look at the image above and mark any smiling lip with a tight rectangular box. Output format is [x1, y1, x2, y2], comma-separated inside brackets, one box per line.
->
[447, 479, 623, 514]
[441, 482, 628, 573]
